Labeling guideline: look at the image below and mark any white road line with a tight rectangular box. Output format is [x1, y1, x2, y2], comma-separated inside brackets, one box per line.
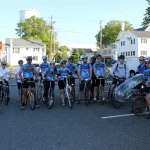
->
[101, 113, 135, 119]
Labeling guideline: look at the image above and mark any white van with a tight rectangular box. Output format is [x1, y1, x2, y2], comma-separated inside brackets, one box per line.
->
[125, 57, 140, 77]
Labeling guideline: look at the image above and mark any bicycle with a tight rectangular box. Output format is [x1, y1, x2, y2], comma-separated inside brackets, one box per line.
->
[43, 79, 55, 109]
[23, 79, 36, 110]
[69, 75, 76, 103]
[63, 76, 73, 109]
[0, 82, 9, 106]
[132, 87, 148, 116]
[37, 80, 44, 103]
[108, 76, 126, 109]
[97, 76, 105, 105]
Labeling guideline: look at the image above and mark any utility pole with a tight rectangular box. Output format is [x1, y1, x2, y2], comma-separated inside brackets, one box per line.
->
[99, 20, 103, 55]
[50, 16, 53, 60]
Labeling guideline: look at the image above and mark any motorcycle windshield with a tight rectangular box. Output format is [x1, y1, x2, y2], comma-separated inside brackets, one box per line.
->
[114, 74, 144, 102]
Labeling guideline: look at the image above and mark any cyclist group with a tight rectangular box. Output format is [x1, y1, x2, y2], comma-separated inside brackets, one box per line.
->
[0, 54, 150, 118]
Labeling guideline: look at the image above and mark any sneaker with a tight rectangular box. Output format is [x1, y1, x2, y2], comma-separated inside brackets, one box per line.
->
[147, 113, 150, 119]
[93, 98, 97, 102]
[102, 97, 105, 101]
[20, 106, 24, 110]
[62, 101, 66, 106]
[36, 104, 40, 108]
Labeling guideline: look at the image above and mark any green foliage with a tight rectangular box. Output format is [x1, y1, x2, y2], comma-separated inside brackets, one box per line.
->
[55, 46, 70, 62]
[79, 49, 86, 56]
[95, 20, 134, 47]
[141, 0, 150, 27]
[71, 49, 80, 63]
[15, 16, 58, 55]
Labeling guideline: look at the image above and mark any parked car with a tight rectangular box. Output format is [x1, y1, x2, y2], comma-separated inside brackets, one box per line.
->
[125, 58, 140, 77]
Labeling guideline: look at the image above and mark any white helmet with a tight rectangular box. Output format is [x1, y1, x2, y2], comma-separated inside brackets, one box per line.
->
[42, 55, 47, 60]
[50, 60, 55, 64]
[145, 57, 150, 63]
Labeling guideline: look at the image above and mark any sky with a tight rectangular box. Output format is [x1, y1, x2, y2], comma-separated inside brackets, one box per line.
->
[0, 0, 148, 49]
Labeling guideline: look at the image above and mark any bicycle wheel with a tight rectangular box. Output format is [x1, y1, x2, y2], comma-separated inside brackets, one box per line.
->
[67, 87, 73, 109]
[4, 87, 9, 106]
[71, 85, 75, 103]
[107, 86, 112, 104]
[29, 92, 35, 110]
[112, 91, 121, 109]
[132, 98, 147, 116]
[84, 87, 88, 106]
[47, 88, 54, 109]
[37, 85, 43, 103]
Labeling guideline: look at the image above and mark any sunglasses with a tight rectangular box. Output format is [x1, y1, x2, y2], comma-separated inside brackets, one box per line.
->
[97, 57, 102, 59]
[139, 60, 144, 61]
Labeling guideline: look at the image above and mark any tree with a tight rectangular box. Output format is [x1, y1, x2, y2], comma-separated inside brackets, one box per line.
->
[141, 0, 150, 27]
[79, 49, 86, 56]
[15, 16, 58, 56]
[71, 49, 80, 63]
[95, 20, 134, 47]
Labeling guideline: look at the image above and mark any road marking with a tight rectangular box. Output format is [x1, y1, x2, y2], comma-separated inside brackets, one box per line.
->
[101, 113, 135, 119]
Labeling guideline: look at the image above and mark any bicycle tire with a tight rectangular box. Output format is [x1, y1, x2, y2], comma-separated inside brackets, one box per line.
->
[67, 87, 73, 109]
[84, 87, 88, 106]
[4, 87, 9, 106]
[47, 88, 54, 109]
[29, 92, 35, 110]
[112, 91, 121, 109]
[71, 85, 75, 103]
[132, 98, 147, 116]
[107, 86, 112, 104]
[37, 85, 43, 103]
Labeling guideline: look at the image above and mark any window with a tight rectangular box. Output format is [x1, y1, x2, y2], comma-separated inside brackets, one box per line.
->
[141, 51, 147, 56]
[132, 51, 135, 56]
[32, 56, 38, 61]
[141, 39, 147, 44]
[121, 41, 125, 46]
[128, 52, 130, 56]
[121, 42, 122, 46]
[133, 39, 135, 44]
[131, 40, 132, 44]
[13, 48, 20, 53]
[33, 48, 36, 52]
[37, 48, 40, 52]
[126, 52, 128, 56]
[131, 51, 132, 56]
[26, 48, 28, 51]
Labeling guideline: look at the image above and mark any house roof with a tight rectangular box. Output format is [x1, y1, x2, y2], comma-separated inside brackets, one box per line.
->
[72, 48, 94, 53]
[130, 31, 150, 38]
[134, 27, 148, 31]
[5, 38, 45, 47]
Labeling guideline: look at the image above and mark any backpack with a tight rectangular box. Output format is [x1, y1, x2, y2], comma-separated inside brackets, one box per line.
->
[115, 63, 126, 72]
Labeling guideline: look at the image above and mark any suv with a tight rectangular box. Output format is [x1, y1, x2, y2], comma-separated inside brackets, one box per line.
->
[125, 58, 140, 77]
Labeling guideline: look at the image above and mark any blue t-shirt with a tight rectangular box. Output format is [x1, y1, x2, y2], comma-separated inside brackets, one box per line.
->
[78, 63, 92, 79]
[143, 68, 150, 87]
[93, 62, 106, 76]
[45, 67, 54, 81]
[136, 63, 146, 74]
[40, 62, 50, 74]
[21, 63, 35, 78]
[57, 68, 70, 80]
[66, 63, 77, 74]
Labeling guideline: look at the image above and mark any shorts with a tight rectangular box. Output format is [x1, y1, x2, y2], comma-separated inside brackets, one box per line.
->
[93, 77, 105, 87]
[79, 80, 91, 91]
[58, 80, 66, 90]
[112, 78, 125, 86]
[23, 78, 35, 89]
[144, 87, 150, 93]
[17, 82, 22, 89]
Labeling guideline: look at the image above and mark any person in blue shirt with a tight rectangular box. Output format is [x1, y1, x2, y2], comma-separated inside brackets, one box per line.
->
[66, 56, 77, 86]
[19, 56, 38, 110]
[78, 55, 92, 103]
[57, 60, 72, 106]
[136, 56, 146, 74]
[38, 55, 50, 83]
[42, 60, 56, 107]
[93, 54, 107, 102]
[143, 57, 150, 119]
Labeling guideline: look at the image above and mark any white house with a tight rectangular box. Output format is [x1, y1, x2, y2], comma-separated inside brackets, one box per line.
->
[112, 26, 150, 60]
[5, 38, 46, 65]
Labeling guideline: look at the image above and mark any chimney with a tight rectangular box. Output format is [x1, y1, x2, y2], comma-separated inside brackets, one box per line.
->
[121, 22, 125, 31]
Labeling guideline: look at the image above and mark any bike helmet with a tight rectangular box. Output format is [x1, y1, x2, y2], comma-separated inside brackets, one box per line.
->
[139, 56, 145, 61]
[50, 60, 55, 64]
[81, 55, 88, 59]
[68, 56, 74, 61]
[18, 60, 23, 64]
[1, 61, 6, 65]
[42, 55, 47, 60]
[26, 56, 32, 61]
[145, 57, 150, 63]
[118, 55, 125, 59]
[96, 54, 102, 58]
[60, 60, 67, 65]
[91, 56, 96, 60]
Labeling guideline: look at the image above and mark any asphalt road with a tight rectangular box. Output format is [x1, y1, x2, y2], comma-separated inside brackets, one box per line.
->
[0, 79, 150, 150]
